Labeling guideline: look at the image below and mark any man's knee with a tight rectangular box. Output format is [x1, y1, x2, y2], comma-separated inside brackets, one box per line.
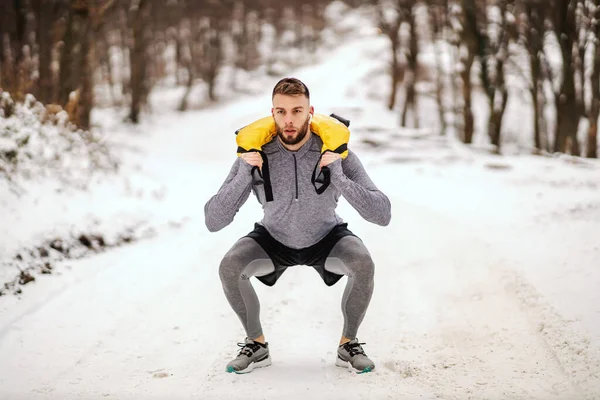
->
[219, 237, 274, 283]
[329, 236, 375, 280]
[218, 238, 257, 283]
[352, 249, 375, 281]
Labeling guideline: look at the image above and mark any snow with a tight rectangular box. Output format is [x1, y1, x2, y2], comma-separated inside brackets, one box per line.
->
[1, 3, 600, 399]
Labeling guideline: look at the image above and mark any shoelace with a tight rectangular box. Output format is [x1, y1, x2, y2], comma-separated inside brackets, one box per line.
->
[342, 341, 368, 357]
[236, 341, 261, 358]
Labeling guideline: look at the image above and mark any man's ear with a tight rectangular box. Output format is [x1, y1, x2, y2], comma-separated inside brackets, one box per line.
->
[271, 107, 275, 117]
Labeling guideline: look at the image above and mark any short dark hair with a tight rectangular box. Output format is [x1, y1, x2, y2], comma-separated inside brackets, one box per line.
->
[272, 77, 310, 100]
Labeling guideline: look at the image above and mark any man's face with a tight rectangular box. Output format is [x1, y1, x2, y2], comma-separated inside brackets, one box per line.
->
[272, 94, 314, 146]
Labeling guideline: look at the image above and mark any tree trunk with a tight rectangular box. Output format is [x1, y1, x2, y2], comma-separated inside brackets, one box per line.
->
[178, 20, 195, 112]
[401, 72, 417, 128]
[0, 1, 5, 88]
[58, 10, 77, 105]
[524, 1, 548, 152]
[0, 8, 4, 89]
[388, 34, 401, 111]
[489, 87, 508, 150]
[76, 35, 92, 130]
[129, 0, 149, 124]
[430, 4, 447, 135]
[401, 5, 419, 128]
[555, 89, 580, 155]
[487, 1, 511, 152]
[100, 32, 117, 106]
[446, 0, 462, 137]
[204, 18, 223, 102]
[75, 6, 92, 130]
[32, 0, 54, 104]
[178, 65, 194, 111]
[434, 45, 446, 134]
[175, 19, 184, 86]
[377, 2, 403, 111]
[553, 0, 580, 155]
[529, 39, 542, 150]
[530, 88, 542, 150]
[459, 0, 478, 144]
[589, 108, 599, 158]
[3, 0, 27, 99]
[587, 4, 600, 158]
[461, 55, 475, 144]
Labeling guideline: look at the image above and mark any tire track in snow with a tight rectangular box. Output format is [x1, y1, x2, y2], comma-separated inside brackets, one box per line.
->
[499, 268, 600, 399]
[356, 192, 590, 399]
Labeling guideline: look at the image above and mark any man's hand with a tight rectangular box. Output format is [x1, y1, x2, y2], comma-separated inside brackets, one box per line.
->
[320, 152, 341, 167]
[240, 152, 263, 170]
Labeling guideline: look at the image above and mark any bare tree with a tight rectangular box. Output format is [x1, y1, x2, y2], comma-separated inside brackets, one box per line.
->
[377, 0, 405, 111]
[177, 16, 194, 111]
[198, 6, 227, 102]
[401, 1, 419, 129]
[0, 0, 28, 100]
[428, 0, 449, 135]
[58, 1, 83, 106]
[520, 0, 549, 152]
[552, 0, 581, 155]
[454, 0, 479, 144]
[479, 0, 513, 152]
[128, 0, 150, 123]
[576, 0, 588, 120]
[31, 0, 60, 105]
[588, 2, 600, 158]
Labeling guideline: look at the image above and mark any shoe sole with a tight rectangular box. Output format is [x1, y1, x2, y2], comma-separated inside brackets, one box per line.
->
[335, 356, 374, 374]
[226, 355, 272, 374]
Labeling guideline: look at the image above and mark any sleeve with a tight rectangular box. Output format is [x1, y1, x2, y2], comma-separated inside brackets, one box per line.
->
[204, 158, 254, 232]
[327, 150, 392, 226]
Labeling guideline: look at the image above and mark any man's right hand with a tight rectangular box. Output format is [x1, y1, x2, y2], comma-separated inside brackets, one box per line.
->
[240, 152, 263, 170]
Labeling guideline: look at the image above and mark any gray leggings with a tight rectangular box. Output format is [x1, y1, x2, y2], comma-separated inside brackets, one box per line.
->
[218, 236, 375, 339]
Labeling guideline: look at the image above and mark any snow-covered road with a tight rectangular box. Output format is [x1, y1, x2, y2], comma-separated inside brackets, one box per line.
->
[1, 171, 599, 399]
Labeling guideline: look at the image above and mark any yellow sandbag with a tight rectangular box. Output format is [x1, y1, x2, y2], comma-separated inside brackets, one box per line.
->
[235, 114, 350, 158]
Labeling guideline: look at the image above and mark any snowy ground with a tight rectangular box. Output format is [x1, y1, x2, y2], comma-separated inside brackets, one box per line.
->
[1, 5, 600, 400]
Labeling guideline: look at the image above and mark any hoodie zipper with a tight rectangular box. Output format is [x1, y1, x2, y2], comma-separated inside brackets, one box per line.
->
[292, 154, 298, 200]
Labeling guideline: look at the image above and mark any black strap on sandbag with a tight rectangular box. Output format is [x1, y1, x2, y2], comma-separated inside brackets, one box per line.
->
[237, 147, 273, 202]
[311, 143, 348, 194]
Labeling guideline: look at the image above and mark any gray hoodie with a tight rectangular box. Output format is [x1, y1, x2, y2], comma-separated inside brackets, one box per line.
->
[204, 134, 391, 249]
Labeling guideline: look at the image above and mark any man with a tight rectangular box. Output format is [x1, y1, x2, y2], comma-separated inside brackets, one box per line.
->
[204, 77, 391, 374]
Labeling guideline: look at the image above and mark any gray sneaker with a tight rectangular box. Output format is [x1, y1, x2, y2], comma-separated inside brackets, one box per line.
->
[226, 338, 271, 374]
[335, 339, 375, 373]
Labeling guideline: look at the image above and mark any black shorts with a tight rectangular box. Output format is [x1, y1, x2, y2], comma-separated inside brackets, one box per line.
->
[245, 223, 357, 287]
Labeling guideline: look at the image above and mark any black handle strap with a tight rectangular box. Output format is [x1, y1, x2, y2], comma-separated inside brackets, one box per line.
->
[238, 148, 273, 202]
[311, 144, 348, 195]
[258, 151, 273, 202]
[312, 160, 331, 194]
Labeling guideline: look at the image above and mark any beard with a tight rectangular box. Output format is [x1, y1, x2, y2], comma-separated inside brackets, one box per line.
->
[277, 116, 310, 145]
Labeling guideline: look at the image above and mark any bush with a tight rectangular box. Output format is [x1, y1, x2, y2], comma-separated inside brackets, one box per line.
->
[0, 93, 119, 189]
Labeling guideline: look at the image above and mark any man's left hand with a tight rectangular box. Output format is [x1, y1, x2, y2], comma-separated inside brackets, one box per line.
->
[320, 152, 341, 167]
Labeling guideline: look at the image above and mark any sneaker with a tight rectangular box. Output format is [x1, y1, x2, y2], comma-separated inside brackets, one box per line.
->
[335, 339, 375, 373]
[226, 338, 271, 374]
